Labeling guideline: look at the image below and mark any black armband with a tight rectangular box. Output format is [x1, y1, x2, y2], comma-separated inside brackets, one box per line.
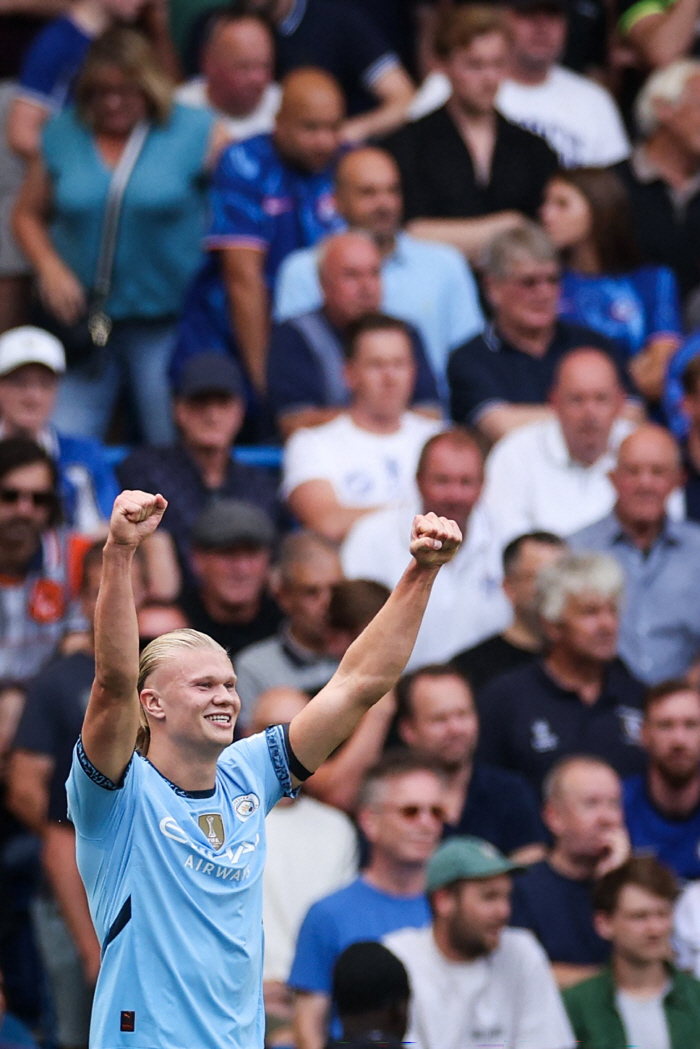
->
[282, 723, 314, 782]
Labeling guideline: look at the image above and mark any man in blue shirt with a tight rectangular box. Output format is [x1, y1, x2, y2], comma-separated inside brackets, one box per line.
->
[570, 424, 700, 684]
[289, 752, 444, 1048]
[624, 680, 700, 880]
[174, 67, 346, 399]
[274, 147, 484, 399]
[67, 489, 462, 1049]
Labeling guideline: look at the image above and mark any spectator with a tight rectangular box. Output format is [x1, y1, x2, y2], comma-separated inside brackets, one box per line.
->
[384, 836, 575, 1049]
[564, 858, 700, 1049]
[329, 942, 409, 1049]
[137, 601, 189, 650]
[617, 0, 700, 67]
[0, 325, 118, 533]
[290, 752, 445, 1049]
[267, 233, 440, 438]
[282, 315, 441, 541]
[0, 437, 87, 689]
[249, 689, 358, 1044]
[382, 6, 558, 261]
[7, 0, 178, 160]
[570, 425, 700, 684]
[395, 664, 546, 861]
[615, 62, 700, 318]
[117, 352, 278, 584]
[13, 28, 220, 446]
[541, 168, 682, 403]
[478, 553, 646, 793]
[624, 680, 700, 880]
[448, 223, 628, 444]
[274, 147, 484, 396]
[0, 968, 38, 1048]
[342, 429, 511, 670]
[498, 0, 629, 167]
[173, 67, 346, 400]
[175, 12, 281, 140]
[510, 756, 627, 987]
[233, 533, 343, 729]
[6, 542, 143, 1049]
[244, 0, 415, 141]
[181, 499, 282, 657]
[482, 348, 633, 545]
[674, 879, 700, 976]
[674, 355, 700, 516]
[452, 531, 565, 694]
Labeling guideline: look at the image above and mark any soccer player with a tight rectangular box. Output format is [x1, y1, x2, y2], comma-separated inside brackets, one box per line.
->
[67, 490, 461, 1049]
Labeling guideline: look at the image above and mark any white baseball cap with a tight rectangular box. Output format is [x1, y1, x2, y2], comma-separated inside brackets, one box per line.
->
[0, 326, 66, 377]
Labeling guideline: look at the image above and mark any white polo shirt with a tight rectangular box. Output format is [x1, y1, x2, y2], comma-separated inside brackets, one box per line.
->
[383, 925, 575, 1049]
[482, 416, 634, 547]
[282, 412, 441, 509]
[341, 501, 511, 669]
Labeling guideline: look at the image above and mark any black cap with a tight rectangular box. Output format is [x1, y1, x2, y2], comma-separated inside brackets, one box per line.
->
[507, 0, 567, 13]
[191, 499, 275, 550]
[176, 353, 244, 399]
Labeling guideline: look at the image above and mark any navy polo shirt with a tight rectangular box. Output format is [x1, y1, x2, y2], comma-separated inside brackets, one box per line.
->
[510, 860, 611, 965]
[444, 762, 546, 855]
[448, 320, 625, 427]
[624, 773, 700, 881]
[477, 658, 646, 795]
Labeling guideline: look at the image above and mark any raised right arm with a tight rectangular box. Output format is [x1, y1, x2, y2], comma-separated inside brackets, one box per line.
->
[81, 491, 166, 783]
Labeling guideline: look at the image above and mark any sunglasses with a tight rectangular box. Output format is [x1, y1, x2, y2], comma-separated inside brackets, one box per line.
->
[0, 487, 55, 508]
[386, 803, 446, 822]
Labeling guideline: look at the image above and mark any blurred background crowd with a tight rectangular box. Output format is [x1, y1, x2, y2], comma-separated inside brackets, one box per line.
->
[4, 0, 700, 1045]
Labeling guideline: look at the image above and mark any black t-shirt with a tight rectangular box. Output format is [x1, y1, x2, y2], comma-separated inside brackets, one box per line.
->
[614, 158, 700, 303]
[510, 860, 611, 965]
[448, 321, 621, 427]
[13, 651, 95, 823]
[477, 657, 646, 795]
[381, 107, 558, 223]
[683, 444, 700, 523]
[444, 762, 546, 855]
[452, 634, 538, 695]
[274, 0, 398, 115]
[180, 589, 283, 658]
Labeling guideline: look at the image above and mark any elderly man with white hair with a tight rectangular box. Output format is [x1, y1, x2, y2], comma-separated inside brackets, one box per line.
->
[477, 552, 646, 795]
[614, 60, 700, 320]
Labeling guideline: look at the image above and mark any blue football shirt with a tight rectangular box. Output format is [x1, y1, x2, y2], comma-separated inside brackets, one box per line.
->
[624, 773, 700, 881]
[66, 726, 297, 1049]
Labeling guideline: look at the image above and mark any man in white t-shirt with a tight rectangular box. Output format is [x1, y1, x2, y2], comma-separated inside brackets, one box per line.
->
[175, 12, 281, 141]
[483, 347, 634, 547]
[282, 314, 441, 542]
[342, 428, 510, 669]
[383, 836, 575, 1049]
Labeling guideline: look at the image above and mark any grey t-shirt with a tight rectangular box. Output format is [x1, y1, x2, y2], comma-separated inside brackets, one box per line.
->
[615, 986, 670, 1049]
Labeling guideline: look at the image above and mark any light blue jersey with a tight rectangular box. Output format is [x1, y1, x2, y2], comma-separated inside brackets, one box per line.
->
[66, 726, 297, 1049]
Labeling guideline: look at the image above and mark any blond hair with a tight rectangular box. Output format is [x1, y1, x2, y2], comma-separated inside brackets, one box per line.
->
[76, 26, 174, 127]
[136, 629, 230, 755]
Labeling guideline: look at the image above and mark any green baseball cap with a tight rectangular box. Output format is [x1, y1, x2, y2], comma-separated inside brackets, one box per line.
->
[425, 836, 522, 894]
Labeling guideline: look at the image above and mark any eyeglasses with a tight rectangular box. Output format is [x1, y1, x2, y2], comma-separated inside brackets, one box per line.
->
[384, 804, 446, 822]
[0, 487, 55, 508]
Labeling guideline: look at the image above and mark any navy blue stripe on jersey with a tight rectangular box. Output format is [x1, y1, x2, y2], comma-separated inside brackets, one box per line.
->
[102, 895, 132, 956]
[77, 735, 131, 791]
[282, 723, 313, 782]
[266, 724, 299, 796]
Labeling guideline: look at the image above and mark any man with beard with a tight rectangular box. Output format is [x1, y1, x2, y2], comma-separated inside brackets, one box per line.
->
[383, 836, 574, 1049]
[510, 756, 629, 987]
[623, 680, 700, 880]
[395, 664, 546, 862]
[0, 437, 86, 695]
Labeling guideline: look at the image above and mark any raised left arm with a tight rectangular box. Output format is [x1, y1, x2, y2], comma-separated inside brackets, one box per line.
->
[288, 513, 461, 777]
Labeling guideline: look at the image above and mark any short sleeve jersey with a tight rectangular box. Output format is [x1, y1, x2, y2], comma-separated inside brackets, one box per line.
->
[66, 726, 297, 1049]
[17, 15, 92, 111]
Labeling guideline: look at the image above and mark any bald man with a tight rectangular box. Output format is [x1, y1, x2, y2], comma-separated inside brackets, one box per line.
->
[172, 67, 346, 404]
[267, 231, 440, 436]
[274, 147, 483, 394]
[570, 424, 700, 683]
[483, 348, 634, 546]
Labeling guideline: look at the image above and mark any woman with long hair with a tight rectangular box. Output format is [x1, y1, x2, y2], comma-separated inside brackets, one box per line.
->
[541, 166, 682, 403]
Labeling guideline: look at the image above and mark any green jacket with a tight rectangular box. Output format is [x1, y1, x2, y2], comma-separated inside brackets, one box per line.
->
[563, 965, 700, 1049]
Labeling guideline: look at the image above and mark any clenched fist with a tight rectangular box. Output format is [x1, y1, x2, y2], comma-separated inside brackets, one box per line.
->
[107, 490, 167, 548]
[410, 512, 462, 568]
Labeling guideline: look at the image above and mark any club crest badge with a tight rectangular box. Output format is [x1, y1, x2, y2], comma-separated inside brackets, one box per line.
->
[198, 813, 225, 851]
[233, 794, 260, 821]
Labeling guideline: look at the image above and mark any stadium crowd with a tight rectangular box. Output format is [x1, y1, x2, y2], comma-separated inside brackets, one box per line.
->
[5, 0, 700, 1045]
